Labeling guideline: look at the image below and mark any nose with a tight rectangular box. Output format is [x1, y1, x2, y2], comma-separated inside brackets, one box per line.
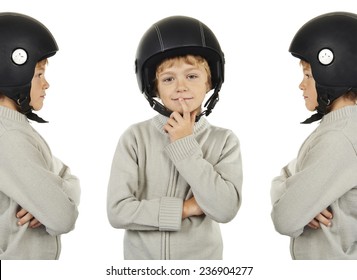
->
[176, 77, 187, 92]
[299, 80, 304, 91]
[43, 78, 50, 90]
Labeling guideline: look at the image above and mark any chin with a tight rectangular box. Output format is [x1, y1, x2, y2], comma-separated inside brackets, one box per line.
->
[32, 106, 43, 111]
[305, 103, 317, 112]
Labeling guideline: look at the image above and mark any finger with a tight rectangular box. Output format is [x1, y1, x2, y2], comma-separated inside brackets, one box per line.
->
[163, 124, 172, 133]
[31, 222, 42, 229]
[307, 220, 320, 229]
[178, 98, 190, 119]
[315, 213, 332, 227]
[166, 116, 178, 127]
[16, 208, 28, 218]
[191, 110, 197, 123]
[169, 111, 183, 123]
[18, 212, 34, 226]
[30, 219, 42, 229]
[321, 208, 333, 219]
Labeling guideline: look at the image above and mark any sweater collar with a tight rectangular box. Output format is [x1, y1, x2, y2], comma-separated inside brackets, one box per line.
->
[321, 105, 357, 125]
[0, 105, 28, 123]
[152, 114, 209, 135]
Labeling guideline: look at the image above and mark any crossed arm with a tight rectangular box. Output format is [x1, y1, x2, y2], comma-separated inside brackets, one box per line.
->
[271, 132, 356, 237]
[1, 131, 80, 235]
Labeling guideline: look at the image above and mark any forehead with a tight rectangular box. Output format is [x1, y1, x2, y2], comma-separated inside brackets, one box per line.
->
[162, 61, 202, 71]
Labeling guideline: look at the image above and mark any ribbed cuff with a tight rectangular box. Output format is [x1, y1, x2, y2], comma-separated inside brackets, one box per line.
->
[159, 197, 183, 231]
[164, 135, 201, 163]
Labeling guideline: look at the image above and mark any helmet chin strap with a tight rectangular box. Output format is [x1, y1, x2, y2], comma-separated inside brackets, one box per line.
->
[144, 87, 220, 122]
[16, 93, 48, 123]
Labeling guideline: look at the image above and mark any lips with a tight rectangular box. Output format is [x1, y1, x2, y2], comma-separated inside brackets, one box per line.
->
[171, 97, 193, 101]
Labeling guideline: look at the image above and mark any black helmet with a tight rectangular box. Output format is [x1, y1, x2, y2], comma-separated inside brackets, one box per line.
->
[289, 12, 357, 123]
[0, 12, 58, 122]
[135, 15, 225, 120]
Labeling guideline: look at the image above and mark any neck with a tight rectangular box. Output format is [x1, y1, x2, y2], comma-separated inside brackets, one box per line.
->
[0, 95, 19, 111]
[330, 95, 356, 112]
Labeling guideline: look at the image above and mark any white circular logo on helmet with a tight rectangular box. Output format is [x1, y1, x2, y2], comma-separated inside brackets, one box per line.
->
[12, 48, 28, 65]
[318, 48, 334, 65]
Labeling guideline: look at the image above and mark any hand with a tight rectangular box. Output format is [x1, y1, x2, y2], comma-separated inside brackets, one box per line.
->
[164, 98, 197, 142]
[307, 208, 333, 229]
[17, 208, 42, 229]
[182, 196, 204, 219]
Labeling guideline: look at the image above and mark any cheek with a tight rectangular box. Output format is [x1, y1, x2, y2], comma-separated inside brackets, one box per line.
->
[206, 82, 211, 92]
[310, 87, 318, 100]
[30, 82, 40, 93]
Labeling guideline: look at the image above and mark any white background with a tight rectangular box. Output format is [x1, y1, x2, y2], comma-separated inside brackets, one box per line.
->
[2, 0, 357, 279]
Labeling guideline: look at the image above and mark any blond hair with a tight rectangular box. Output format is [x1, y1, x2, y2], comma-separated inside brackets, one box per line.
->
[37, 58, 48, 67]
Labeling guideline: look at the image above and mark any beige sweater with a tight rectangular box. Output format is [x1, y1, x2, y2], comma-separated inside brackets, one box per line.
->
[107, 114, 242, 259]
[271, 105, 357, 259]
[0, 106, 80, 259]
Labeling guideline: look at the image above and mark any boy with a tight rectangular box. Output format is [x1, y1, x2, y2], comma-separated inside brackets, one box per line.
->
[107, 16, 242, 260]
[0, 12, 80, 259]
[271, 12, 357, 259]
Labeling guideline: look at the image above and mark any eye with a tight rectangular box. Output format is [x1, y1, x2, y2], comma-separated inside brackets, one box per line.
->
[35, 71, 44, 78]
[161, 76, 174, 83]
[187, 73, 199, 80]
[303, 72, 312, 79]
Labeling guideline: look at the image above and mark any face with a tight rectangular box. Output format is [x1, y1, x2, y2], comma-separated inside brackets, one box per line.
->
[29, 61, 49, 111]
[299, 62, 318, 111]
[156, 58, 210, 114]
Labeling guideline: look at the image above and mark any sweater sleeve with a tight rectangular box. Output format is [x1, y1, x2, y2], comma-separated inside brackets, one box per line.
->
[0, 131, 80, 236]
[164, 132, 242, 223]
[107, 128, 183, 231]
[271, 131, 357, 237]
[270, 159, 297, 206]
[52, 156, 81, 207]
